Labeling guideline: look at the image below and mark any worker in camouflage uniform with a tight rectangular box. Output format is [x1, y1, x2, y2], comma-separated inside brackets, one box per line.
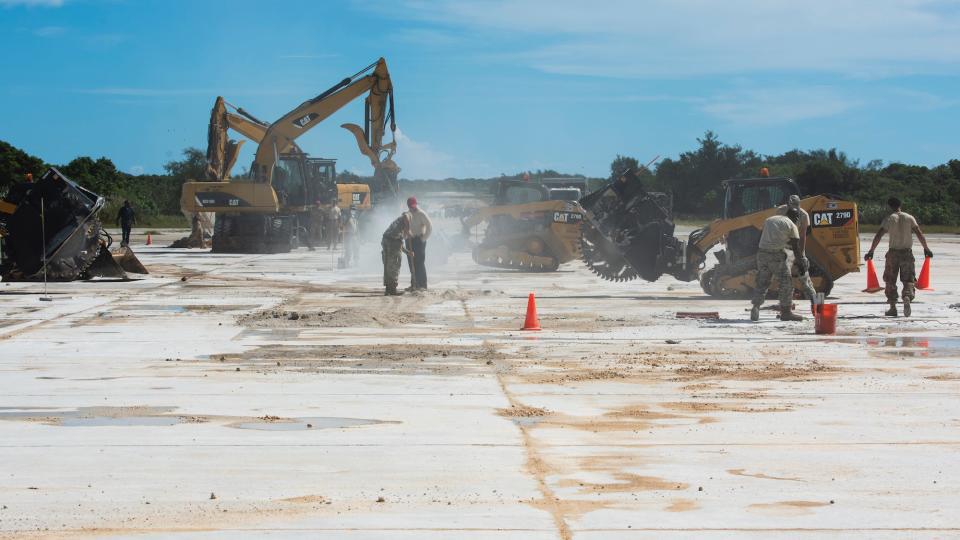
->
[750, 208, 808, 322]
[775, 194, 818, 304]
[864, 197, 933, 317]
[381, 212, 411, 296]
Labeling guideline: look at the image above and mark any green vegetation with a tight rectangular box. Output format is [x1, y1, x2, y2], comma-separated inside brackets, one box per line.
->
[636, 131, 960, 227]
[0, 142, 203, 227]
[3, 132, 958, 228]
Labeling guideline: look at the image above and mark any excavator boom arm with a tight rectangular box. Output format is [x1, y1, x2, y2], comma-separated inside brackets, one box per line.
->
[252, 58, 394, 182]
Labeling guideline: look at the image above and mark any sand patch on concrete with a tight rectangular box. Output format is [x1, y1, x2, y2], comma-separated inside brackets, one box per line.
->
[238, 306, 428, 328]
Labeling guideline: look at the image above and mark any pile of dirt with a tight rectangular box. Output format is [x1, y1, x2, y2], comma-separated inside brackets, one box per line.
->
[219, 343, 504, 376]
[497, 405, 551, 418]
[514, 345, 838, 385]
[673, 360, 836, 381]
[237, 307, 427, 328]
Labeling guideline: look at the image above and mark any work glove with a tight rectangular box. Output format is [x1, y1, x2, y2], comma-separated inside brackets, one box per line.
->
[797, 257, 809, 275]
[924, 248, 933, 258]
[864, 251, 874, 261]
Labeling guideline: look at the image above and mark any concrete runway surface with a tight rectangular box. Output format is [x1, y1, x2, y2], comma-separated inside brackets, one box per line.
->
[1, 228, 958, 539]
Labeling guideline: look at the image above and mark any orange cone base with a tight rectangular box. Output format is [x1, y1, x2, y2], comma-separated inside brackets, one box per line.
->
[862, 259, 882, 293]
[916, 256, 933, 290]
[521, 293, 541, 331]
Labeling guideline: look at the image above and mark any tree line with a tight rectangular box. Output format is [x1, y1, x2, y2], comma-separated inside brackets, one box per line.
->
[2, 133, 958, 226]
[612, 131, 960, 226]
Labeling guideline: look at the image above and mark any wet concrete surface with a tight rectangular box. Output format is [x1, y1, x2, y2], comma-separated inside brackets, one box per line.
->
[0, 230, 958, 538]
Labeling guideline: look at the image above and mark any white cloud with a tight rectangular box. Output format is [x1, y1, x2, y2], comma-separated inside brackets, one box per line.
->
[702, 87, 863, 125]
[33, 25, 65, 37]
[0, 0, 64, 6]
[392, 128, 460, 179]
[128, 165, 145, 175]
[374, 0, 960, 78]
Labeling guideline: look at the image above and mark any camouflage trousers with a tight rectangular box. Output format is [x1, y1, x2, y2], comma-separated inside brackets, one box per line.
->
[884, 248, 915, 303]
[752, 249, 792, 308]
[381, 238, 403, 289]
[794, 260, 818, 301]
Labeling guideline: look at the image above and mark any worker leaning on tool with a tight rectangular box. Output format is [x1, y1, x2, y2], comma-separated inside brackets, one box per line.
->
[775, 194, 817, 304]
[404, 197, 432, 291]
[864, 197, 933, 318]
[751, 208, 808, 322]
[381, 212, 411, 296]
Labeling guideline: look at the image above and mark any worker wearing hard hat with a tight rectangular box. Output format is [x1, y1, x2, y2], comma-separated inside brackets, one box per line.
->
[404, 196, 432, 291]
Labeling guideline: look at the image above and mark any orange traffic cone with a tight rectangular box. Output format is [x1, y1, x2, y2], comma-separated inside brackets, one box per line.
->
[916, 256, 933, 290]
[521, 293, 541, 331]
[863, 259, 882, 293]
[146, 233, 152, 246]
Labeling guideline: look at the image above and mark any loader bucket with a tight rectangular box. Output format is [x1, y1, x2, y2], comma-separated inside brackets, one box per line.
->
[83, 246, 148, 280]
[111, 246, 148, 275]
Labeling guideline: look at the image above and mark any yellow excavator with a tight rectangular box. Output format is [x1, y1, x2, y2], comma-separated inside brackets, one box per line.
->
[181, 58, 399, 253]
[579, 169, 860, 297]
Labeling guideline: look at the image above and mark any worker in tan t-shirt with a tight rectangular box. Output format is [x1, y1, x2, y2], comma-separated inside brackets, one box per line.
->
[404, 197, 433, 291]
[775, 194, 816, 302]
[750, 209, 808, 322]
[864, 197, 933, 317]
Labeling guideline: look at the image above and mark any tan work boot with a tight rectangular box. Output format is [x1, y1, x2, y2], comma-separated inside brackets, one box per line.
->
[885, 304, 898, 317]
[903, 299, 911, 317]
[750, 305, 760, 321]
[780, 306, 804, 322]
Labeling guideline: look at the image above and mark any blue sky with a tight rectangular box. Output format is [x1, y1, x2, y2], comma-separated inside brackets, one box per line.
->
[0, 0, 958, 179]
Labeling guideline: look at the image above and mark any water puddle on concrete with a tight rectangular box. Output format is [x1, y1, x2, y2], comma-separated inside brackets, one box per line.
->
[118, 305, 188, 313]
[859, 337, 960, 358]
[60, 416, 181, 427]
[0, 406, 178, 426]
[228, 417, 389, 431]
[0, 407, 394, 431]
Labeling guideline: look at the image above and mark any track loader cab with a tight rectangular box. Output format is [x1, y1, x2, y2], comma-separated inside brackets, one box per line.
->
[494, 180, 551, 205]
[721, 177, 801, 260]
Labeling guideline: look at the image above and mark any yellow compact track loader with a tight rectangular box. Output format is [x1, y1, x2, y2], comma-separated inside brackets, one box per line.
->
[579, 169, 859, 298]
[462, 180, 584, 271]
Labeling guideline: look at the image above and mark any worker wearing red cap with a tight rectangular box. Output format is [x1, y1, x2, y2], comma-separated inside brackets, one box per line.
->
[405, 196, 432, 291]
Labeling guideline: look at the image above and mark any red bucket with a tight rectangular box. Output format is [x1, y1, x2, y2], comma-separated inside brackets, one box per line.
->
[814, 304, 838, 335]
